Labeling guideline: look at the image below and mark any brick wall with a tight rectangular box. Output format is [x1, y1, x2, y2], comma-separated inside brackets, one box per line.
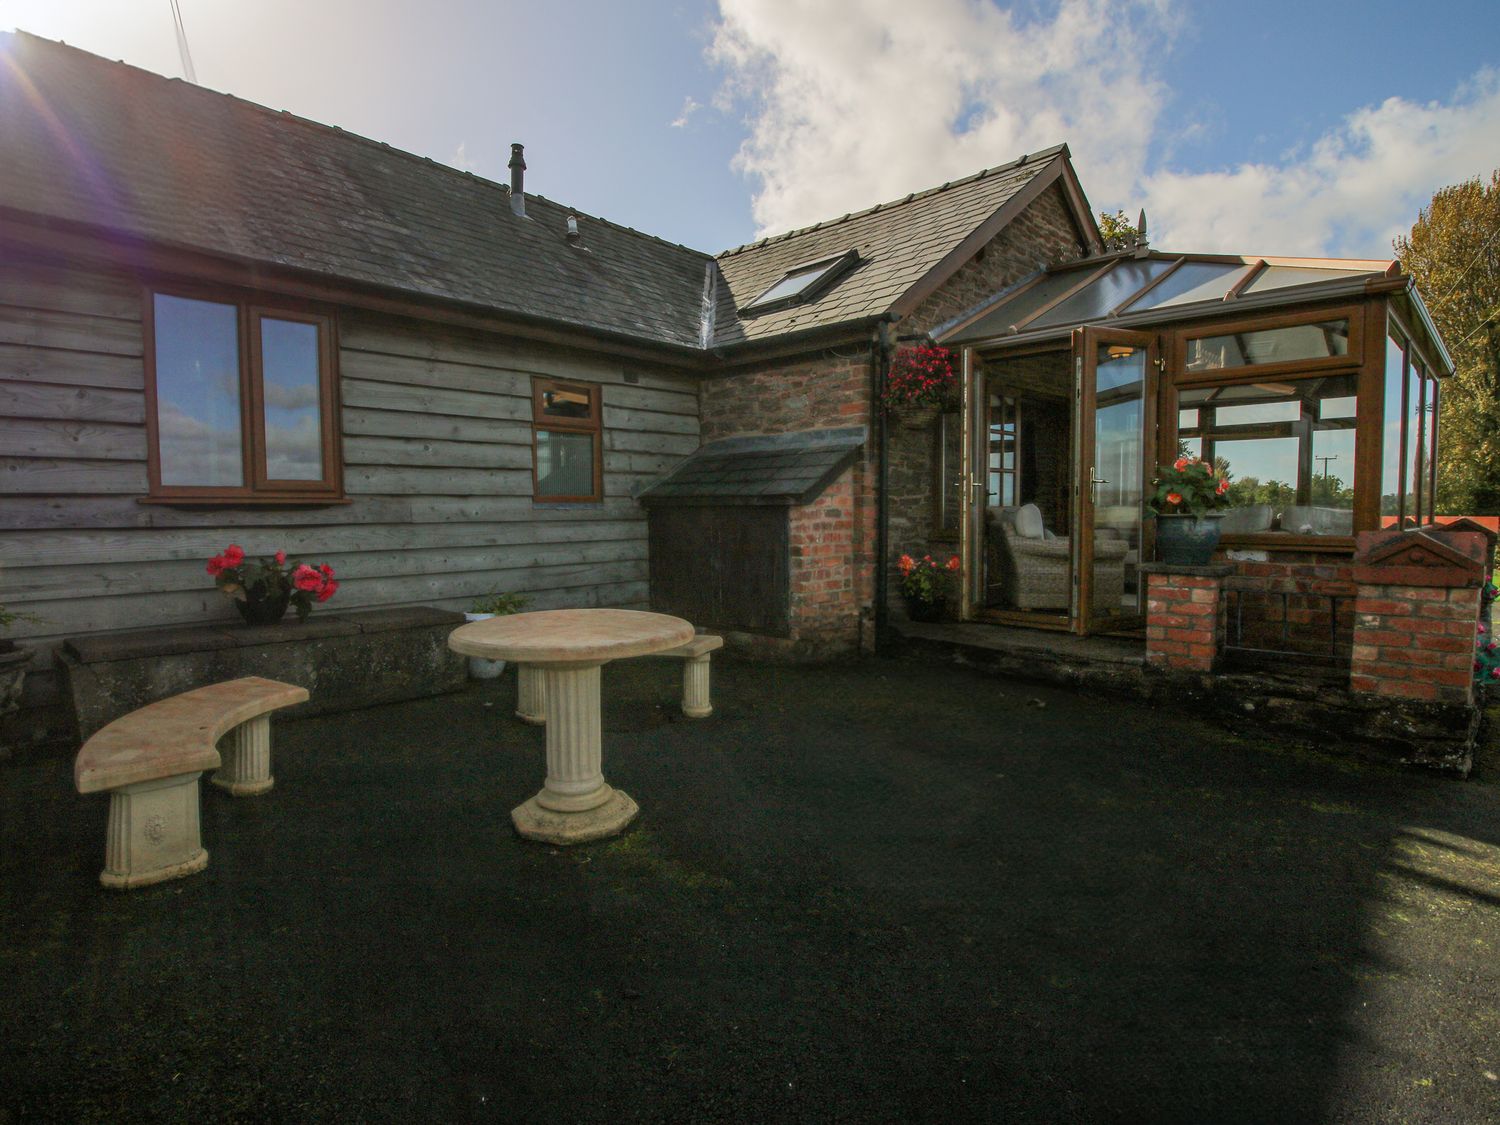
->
[701, 354, 876, 658]
[1349, 586, 1477, 704]
[697, 184, 1085, 649]
[700, 353, 873, 441]
[1145, 571, 1228, 672]
[1222, 552, 1357, 659]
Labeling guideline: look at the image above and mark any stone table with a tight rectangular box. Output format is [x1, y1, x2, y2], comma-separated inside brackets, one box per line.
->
[448, 609, 694, 844]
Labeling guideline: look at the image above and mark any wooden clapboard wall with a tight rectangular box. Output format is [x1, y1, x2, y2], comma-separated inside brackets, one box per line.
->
[0, 254, 702, 664]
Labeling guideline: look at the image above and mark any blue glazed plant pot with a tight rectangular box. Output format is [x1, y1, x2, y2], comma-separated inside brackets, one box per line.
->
[1155, 514, 1224, 567]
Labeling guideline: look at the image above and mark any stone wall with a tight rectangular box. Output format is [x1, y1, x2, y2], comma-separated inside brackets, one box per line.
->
[903, 184, 1086, 333]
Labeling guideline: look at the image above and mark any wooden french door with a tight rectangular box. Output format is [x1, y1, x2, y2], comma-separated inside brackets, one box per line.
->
[1073, 327, 1157, 635]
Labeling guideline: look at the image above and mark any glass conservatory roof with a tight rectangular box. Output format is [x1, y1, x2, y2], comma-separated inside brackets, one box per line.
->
[939, 252, 1394, 347]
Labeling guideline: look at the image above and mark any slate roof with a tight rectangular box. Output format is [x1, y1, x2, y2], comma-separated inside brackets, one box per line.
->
[0, 33, 1086, 358]
[637, 427, 866, 506]
[0, 32, 712, 351]
[709, 149, 1071, 348]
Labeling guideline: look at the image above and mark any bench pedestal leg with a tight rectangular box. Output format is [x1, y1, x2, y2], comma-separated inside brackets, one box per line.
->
[101, 772, 209, 890]
[512, 662, 637, 845]
[681, 654, 713, 718]
[212, 715, 274, 797]
[515, 664, 546, 725]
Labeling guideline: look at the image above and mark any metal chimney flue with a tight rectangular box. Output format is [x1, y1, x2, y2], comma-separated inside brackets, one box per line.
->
[508, 143, 527, 218]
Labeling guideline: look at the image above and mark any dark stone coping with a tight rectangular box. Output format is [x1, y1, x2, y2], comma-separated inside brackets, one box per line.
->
[1139, 563, 1236, 578]
[63, 608, 463, 665]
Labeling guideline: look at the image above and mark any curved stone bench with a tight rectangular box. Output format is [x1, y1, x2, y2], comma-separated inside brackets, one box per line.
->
[516, 635, 723, 724]
[74, 676, 309, 889]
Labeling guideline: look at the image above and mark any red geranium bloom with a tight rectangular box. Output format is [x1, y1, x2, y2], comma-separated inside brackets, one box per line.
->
[1173, 457, 1189, 472]
[1166, 491, 1183, 506]
[946, 556, 960, 571]
[292, 564, 324, 592]
[206, 555, 226, 576]
[319, 564, 335, 577]
[898, 554, 915, 575]
[274, 550, 287, 565]
[223, 544, 245, 566]
[316, 579, 339, 603]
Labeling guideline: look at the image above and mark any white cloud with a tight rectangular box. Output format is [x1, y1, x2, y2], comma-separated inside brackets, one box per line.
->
[670, 96, 701, 129]
[1143, 71, 1500, 257]
[710, 0, 1173, 237]
[709, 1, 1500, 259]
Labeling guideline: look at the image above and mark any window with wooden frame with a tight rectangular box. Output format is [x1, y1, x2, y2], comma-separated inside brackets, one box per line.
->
[532, 377, 602, 502]
[144, 289, 341, 503]
[1165, 303, 1371, 543]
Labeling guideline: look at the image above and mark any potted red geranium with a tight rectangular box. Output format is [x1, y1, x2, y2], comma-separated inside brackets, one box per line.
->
[897, 552, 960, 622]
[1147, 456, 1231, 566]
[207, 544, 338, 625]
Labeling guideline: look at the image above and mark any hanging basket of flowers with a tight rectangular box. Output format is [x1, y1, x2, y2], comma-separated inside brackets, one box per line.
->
[882, 345, 958, 411]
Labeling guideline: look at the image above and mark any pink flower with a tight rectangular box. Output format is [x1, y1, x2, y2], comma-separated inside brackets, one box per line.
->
[1479, 623, 1488, 636]
[1490, 667, 1500, 680]
[292, 564, 324, 592]
[946, 556, 960, 571]
[223, 544, 245, 566]
[316, 579, 339, 603]
[319, 564, 335, 577]
[274, 550, 287, 565]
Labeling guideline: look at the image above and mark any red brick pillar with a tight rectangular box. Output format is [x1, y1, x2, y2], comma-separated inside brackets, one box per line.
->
[1350, 529, 1487, 706]
[1141, 564, 1233, 672]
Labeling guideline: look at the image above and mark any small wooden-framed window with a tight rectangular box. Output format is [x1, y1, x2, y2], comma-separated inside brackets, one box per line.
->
[1171, 304, 1363, 383]
[143, 288, 341, 503]
[532, 377, 602, 503]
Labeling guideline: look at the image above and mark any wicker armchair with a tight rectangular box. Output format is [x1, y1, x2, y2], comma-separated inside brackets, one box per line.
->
[986, 505, 1129, 611]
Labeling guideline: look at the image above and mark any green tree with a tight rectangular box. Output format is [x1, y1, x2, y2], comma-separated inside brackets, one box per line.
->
[1098, 209, 1138, 251]
[1394, 171, 1500, 514]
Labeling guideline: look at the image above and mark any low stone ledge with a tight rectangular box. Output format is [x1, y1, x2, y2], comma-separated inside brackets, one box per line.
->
[59, 608, 466, 742]
[889, 626, 1478, 776]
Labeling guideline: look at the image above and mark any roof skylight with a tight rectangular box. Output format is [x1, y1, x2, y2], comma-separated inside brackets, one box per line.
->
[741, 249, 859, 314]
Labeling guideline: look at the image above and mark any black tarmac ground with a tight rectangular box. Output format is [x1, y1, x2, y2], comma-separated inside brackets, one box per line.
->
[3, 657, 1500, 1123]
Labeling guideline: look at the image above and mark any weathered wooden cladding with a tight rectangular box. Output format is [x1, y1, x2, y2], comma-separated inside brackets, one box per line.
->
[0, 258, 702, 656]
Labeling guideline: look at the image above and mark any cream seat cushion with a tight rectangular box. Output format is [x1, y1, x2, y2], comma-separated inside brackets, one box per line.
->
[1014, 503, 1045, 539]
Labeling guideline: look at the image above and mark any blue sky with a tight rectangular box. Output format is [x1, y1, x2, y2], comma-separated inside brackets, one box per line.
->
[3, 1, 1496, 257]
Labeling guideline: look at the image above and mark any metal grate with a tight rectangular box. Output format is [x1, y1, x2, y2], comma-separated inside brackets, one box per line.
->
[1223, 589, 1350, 664]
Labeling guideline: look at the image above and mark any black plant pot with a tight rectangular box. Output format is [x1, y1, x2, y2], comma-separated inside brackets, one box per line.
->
[236, 589, 291, 626]
[905, 596, 947, 623]
[1155, 514, 1224, 567]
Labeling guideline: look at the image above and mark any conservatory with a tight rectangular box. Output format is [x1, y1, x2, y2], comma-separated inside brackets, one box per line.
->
[929, 245, 1454, 640]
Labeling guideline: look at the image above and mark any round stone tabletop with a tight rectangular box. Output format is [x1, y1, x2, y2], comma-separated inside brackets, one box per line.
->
[447, 609, 695, 664]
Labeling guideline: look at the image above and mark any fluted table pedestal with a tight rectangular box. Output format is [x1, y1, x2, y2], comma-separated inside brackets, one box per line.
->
[448, 609, 694, 846]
